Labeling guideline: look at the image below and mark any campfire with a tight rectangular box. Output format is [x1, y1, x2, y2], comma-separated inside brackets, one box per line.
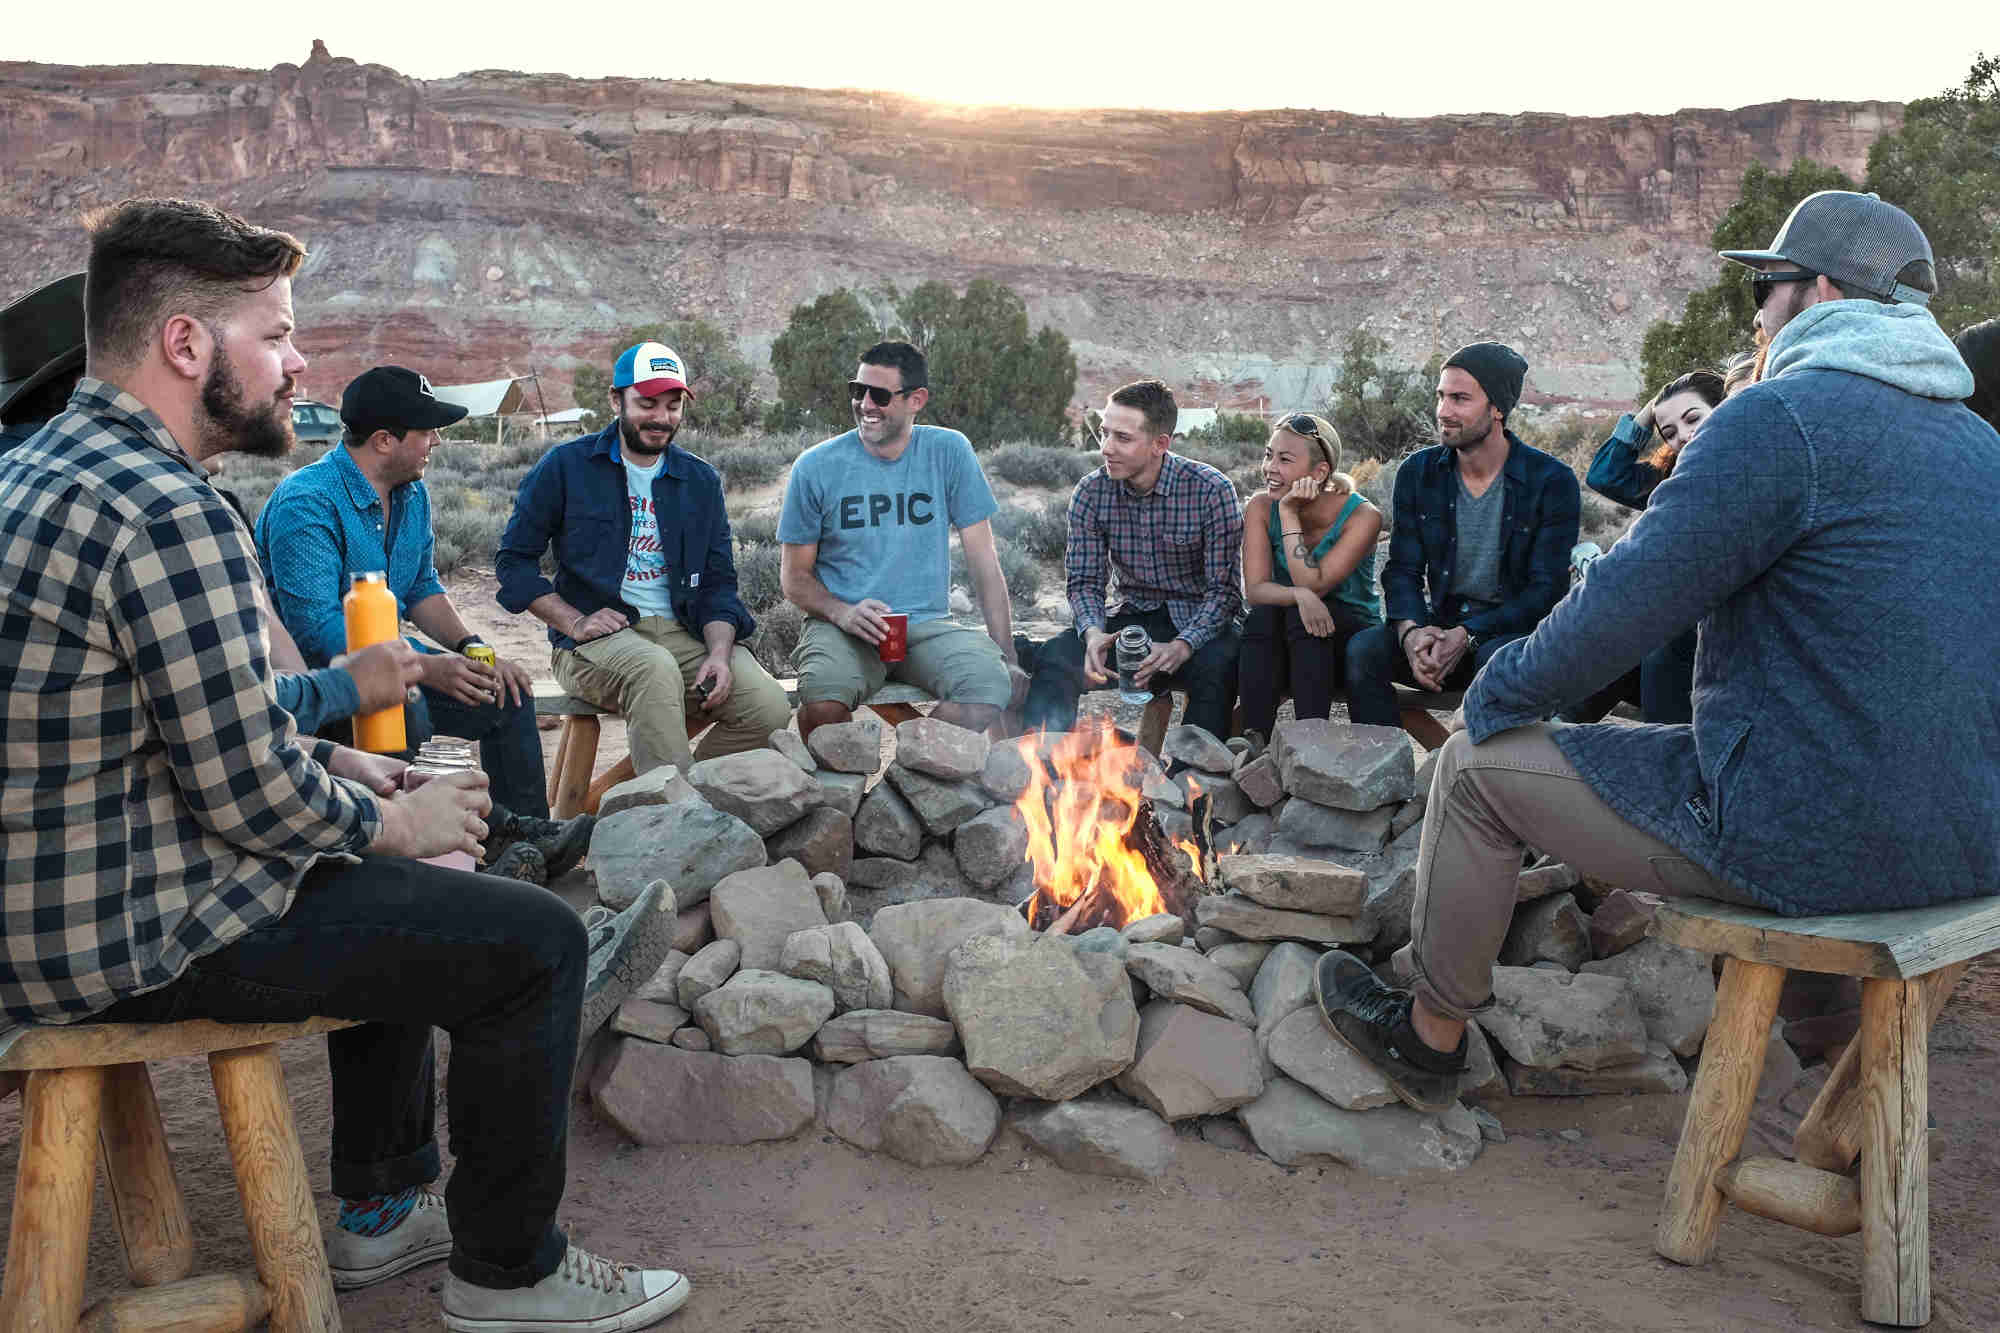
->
[1012, 720, 1213, 934]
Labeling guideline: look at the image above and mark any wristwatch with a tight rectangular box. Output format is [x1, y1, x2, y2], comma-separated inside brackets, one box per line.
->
[453, 634, 487, 654]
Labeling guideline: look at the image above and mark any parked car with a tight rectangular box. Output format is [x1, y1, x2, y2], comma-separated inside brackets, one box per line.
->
[290, 399, 343, 445]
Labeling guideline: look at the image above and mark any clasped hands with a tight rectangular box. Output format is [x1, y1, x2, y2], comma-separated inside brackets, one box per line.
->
[1401, 623, 1473, 692]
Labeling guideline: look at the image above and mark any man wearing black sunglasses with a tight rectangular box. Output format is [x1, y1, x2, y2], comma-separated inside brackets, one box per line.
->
[778, 340, 1018, 740]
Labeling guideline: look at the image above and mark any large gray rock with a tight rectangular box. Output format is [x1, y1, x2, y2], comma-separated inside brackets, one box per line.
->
[597, 765, 699, 819]
[884, 763, 991, 837]
[1236, 1077, 1481, 1174]
[1182, 773, 1253, 825]
[806, 717, 884, 774]
[1482, 967, 1649, 1070]
[1265, 1007, 1396, 1110]
[1270, 719, 1416, 811]
[766, 807, 854, 882]
[687, 750, 823, 836]
[1123, 943, 1255, 1024]
[1355, 819, 1426, 954]
[676, 938, 741, 1009]
[1248, 941, 1320, 1052]
[894, 718, 990, 782]
[980, 743, 1035, 802]
[611, 998, 689, 1044]
[1276, 798, 1395, 854]
[708, 860, 829, 971]
[1461, 1020, 1507, 1100]
[1579, 936, 1716, 1058]
[812, 770, 867, 819]
[1011, 1100, 1178, 1180]
[592, 802, 765, 910]
[1206, 941, 1276, 989]
[1114, 1000, 1263, 1121]
[824, 1056, 1000, 1166]
[811, 872, 847, 923]
[811, 1009, 960, 1063]
[1219, 812, 1275, 855]
[1588, 888, 1657, 959]
[944, 933, 1138, 1100]
[853, 780, 923, 861]
[767, 728, 814, 773]
[1516, 860, 1582, 901]
[1221, 854, 1367, 916]
[779, 921, 893, 1012]
[1163, 724, 1236, 775]
[1196, 893, 1376, 946]
[1234, 752, 1285, 808]
[1505, 1042, 1690, 1096]
[871, 897, 1031, 1018]
[691, 970, 836, 1055]
[590, 1041, 813, 1145]
[1500, 892, 1591, 971]
[634, 950, 692, 1005]
[1122, 913, 1185, 946]
[953, 806, 1031, 890]
[846, 846, 982, 929]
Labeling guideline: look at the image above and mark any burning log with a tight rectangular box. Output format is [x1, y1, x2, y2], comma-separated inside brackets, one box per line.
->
[1027, 797, 1207, 935]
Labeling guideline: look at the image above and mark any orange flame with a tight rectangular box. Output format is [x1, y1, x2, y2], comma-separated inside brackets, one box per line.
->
[1013, 718, 1173, 928]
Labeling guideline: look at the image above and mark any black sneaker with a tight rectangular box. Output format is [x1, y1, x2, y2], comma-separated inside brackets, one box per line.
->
[482, 841, 548, 887]
[492, 808, 596, 880]
[1313, 950, 1466, 1113]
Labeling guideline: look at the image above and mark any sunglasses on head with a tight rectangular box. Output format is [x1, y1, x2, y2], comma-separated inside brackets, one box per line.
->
[848, 381, 921, 407]
[1750, 268, 1817, 309]
[1282, 414, 1335, 467]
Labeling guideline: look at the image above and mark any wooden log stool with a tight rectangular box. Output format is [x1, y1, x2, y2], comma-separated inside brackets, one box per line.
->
[0, 1016, 358, 1333]
[1649, 895, 2000, 1327]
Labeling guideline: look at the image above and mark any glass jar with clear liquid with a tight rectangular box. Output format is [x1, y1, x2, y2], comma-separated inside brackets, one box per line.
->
[1115, 625, 1154, 705]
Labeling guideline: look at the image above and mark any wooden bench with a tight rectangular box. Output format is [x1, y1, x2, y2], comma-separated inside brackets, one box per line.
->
[0, 1016, 359, 1332]
[1649, 894, 2000, 1326]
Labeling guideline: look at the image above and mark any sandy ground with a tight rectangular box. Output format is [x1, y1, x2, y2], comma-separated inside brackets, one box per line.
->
[5, 573, 1997, 1331]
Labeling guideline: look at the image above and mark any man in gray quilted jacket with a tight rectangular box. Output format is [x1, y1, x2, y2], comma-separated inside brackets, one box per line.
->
[1314, 192, 2000, 1112]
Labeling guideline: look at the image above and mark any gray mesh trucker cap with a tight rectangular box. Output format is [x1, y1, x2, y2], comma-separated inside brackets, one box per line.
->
[1720, 190, 1934, 305]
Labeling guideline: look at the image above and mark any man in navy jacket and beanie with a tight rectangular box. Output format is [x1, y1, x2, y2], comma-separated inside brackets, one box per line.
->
[1344, 341, 1579, 727]
[497, 341, 789, 777]
[1316, 192, 2000, 1114]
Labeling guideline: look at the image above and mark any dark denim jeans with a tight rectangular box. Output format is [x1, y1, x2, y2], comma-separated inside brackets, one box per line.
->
[1237, 599, 1378, 736]
[1343, 622, 1522, 727]
[1559, 628, 1697, 725]
[412, 683, 550, 820]
[99, 855, 586, 1288]
[1024, 607, 1241, 740]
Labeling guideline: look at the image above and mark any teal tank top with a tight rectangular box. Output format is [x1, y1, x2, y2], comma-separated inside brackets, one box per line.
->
[1266, 491, 1383, 623]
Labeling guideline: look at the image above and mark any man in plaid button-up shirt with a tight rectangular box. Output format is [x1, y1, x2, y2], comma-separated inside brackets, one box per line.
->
[1025, 379, 1244, 739]
[0, 199, 690, 1325]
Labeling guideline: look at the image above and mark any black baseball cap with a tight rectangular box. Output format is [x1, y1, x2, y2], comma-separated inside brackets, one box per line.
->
[339, 365, 468, 439]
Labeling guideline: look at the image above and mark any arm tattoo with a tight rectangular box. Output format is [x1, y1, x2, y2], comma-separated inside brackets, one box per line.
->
[1291, 537, 1317, 565]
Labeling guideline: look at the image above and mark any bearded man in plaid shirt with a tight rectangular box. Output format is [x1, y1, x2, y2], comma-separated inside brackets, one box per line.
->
[1024, 379, 1244, 741]
[0, 199, 689, 1331]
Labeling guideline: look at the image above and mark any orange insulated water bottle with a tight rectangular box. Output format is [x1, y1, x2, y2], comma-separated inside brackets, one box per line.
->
[344, 570, 406, 752]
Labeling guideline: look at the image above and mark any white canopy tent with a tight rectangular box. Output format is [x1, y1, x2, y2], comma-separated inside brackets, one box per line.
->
[431, 376, 544, 445]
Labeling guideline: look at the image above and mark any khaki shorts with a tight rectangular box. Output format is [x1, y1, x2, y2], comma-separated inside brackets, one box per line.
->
[796, 617, 1012, 710]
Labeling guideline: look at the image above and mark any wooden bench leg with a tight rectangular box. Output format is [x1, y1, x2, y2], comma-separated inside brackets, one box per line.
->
[552, 715, 600, 820]
[1859, 976, 1931, 1326]
[210, 1044, 341, 1333]
[100, 1062, 194, 1287]
[1796, 960, 1966, 1173]
[1656, 957, 1786, 1266]
[78, 1270, 271, 1332]
[547, 718, 574, 810]
[0, 1065, 107, 1332]
[866, 702, 924, 728]
[583, 756, 638, 816]
[1398, 706, 1451, 751]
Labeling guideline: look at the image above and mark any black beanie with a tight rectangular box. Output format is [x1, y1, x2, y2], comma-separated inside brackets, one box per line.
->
[1442, 342, 1529, 419]
[1955, 318, 2000, 430]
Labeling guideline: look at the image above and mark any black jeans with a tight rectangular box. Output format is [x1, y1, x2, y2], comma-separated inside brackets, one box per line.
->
[1343, 621, 1522, 727]
[1238, 599, 1377, 736]
[412, 684, 550, 821]
[1560, 628, 1697, 725]
[99, 855, 585, 1289]
[1024, 607, 1241, 740]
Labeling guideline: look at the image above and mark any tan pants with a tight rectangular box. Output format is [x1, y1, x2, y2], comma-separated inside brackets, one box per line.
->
[552, 616, 790, 776]
[1408, 723, 1754, 1020]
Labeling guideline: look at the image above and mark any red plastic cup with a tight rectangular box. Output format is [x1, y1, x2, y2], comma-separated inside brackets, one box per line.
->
[878, 613, 909, 663]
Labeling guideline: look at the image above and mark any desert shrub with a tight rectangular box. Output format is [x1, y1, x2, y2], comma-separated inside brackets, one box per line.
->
[989, 496, 1069, 563]
[731, 511, 780, 547]
[997, 544, 1043, 605]
[985, 443, 1097, 489]
[733, 543, 784, 613]
[1577, 491, 1631, 544]
[749, 599, 804, 678]
[709, 442, 791, 490]
[1359, 455, 1406, 529]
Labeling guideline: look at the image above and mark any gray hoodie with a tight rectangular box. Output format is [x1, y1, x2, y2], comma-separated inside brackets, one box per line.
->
[1466, 300, 1999, 916]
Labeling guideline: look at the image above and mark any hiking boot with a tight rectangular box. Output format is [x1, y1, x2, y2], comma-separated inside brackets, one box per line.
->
[483, 841, 548, 887]
[490, 807, 596, 880]
[579, 881, 675, 1050]
[443, 1244, 690, 1332]
[327, 1189, 452, 1289]
[1313, 949, 1466, 1113]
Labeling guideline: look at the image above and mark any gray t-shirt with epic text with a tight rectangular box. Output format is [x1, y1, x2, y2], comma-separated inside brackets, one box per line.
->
[1450, 473, 1506, 613]
[778, 425, 999, 625]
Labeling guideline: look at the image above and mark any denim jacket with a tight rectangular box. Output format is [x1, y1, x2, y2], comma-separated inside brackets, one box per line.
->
[1381, 433, 1580, 639]
[496, 424, 754, 650]
[1584, 414, 1667, 510]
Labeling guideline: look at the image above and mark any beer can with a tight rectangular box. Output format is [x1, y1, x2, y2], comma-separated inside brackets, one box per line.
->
[465, 644, 497, 669]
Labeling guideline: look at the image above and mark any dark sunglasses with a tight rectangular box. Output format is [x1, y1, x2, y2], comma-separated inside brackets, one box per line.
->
[1281, 413, 1335, 467]
[848, 381, 921, 407]
[1750, 268, 1817, 309]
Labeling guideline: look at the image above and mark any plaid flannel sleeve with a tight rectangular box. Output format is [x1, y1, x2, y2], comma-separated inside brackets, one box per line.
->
[1064, 476, 1110, 633]
[110, 499, 381, 855]
[1175, 477, 1246, 651]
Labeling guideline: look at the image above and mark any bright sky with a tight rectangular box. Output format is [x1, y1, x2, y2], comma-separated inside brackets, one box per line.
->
[6, 1, 1991, 117]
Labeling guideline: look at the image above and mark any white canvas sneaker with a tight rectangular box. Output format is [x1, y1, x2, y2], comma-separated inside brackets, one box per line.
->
[325, 1189, 453, 1289]
[443, 1245, 690, 1332]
